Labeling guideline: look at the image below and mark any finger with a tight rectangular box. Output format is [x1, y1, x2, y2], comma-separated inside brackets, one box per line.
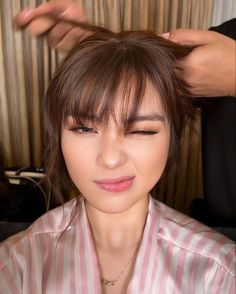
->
[166, 29, 219, 46]
[14, 2, 86, 30]
[33, 1, 87, 23]
[14, 7, 36, 28]
[26, 16, 57, 37]
[55, 27, 92, 52]
[46, 22, 74, 47]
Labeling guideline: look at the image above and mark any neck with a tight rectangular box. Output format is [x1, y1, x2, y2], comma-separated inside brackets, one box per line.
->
[85, 196, 149, 251]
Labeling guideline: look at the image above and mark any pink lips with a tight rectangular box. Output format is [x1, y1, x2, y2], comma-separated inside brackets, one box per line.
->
[94, 176, 135, 193]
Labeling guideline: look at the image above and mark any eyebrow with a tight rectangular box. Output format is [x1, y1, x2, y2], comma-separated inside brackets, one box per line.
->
[127, 114, 165, 124]
[65, 114, 99, 123]
[65, 113, 165, 125]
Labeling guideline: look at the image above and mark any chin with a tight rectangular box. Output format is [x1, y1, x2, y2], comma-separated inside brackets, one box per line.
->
[85, 192, 142, 215]
[82, 185, 150, 215]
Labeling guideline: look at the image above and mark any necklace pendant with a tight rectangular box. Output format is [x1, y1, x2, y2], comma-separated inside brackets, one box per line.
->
[101, 279, 115, 286]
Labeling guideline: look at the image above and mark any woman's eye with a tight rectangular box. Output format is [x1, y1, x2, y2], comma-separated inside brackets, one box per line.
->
[129, 130, 158, 135]
[69, 126, 97, 134]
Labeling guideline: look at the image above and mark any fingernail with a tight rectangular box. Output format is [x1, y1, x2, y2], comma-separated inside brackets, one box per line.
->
[21, 7, 34, 18]
[161, 32, 170, 39]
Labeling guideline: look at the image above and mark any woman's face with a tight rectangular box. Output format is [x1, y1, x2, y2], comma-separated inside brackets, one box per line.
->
[61, 82, 170, 214]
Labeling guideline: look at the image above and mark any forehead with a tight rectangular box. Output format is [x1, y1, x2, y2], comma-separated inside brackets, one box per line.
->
[137, 81, 164, 114]
[114, 79, 165, 118]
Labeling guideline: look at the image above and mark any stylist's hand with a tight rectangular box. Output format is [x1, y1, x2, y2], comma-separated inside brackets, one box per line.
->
[14, 0, 89, 52]
[165, 29, 236, 97]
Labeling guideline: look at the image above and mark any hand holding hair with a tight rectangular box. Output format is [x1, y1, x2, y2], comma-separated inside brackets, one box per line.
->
[14, 0, 89, 52]
[163, 29, 236, 97]
[14, 2, 236, 97]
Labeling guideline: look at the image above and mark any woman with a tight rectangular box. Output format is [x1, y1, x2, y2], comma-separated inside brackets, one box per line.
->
[0, 27, 235, 294]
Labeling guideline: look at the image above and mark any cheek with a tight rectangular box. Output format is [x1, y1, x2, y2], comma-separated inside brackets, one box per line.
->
[127, 134, 170, 180]
[61, 134, 94, 183]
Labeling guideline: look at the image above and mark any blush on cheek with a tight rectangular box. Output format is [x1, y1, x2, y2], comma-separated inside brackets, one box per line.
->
[149, 142, 169, 179]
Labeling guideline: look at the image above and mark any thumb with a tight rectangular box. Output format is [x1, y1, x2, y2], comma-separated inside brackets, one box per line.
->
[163, 29, 218, 46]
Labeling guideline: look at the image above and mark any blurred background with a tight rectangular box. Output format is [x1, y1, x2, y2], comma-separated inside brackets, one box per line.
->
[0, 0, 235, 219]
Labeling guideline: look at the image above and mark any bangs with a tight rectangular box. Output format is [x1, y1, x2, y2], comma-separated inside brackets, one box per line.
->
[61, 43, 150, 130]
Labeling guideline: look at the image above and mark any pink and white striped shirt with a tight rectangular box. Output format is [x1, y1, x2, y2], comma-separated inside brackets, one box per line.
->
[0, 196, 235, 293]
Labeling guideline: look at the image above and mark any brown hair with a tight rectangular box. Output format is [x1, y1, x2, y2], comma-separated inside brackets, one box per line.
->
[44, 26, 194, 205]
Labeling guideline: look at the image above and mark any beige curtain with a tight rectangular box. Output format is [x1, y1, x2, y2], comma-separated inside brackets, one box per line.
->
[0, 0, 214, 212]
[84, 0, 213, 32]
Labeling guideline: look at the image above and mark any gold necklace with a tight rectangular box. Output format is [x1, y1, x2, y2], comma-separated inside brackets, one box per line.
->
[101, 253, 136, 287]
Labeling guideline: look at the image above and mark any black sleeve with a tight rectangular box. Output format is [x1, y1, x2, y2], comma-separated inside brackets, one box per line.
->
[200, 18, 236, 226]
[209, 18, 236, 39]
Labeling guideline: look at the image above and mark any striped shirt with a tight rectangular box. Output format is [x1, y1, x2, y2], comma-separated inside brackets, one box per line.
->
[0, 196, 235, 293]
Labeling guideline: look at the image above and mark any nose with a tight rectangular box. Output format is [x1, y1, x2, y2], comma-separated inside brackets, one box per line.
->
[96, 132, 127, 169]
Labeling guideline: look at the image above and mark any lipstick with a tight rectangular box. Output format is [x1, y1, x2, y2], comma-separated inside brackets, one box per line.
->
[94, 176, 135, 193]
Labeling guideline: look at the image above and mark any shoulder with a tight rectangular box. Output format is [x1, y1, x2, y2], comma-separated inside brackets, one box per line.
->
[152, 198, 235, 276]
[0, 196, 79, 270]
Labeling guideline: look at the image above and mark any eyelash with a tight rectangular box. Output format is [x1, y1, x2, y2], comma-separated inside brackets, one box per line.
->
[69, 126, 158, 136]
[130, 130, 158, 135]
[69, 126, 97, 134]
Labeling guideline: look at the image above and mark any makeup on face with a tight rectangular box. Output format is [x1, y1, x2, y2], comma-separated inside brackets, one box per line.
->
[94, 176, 136, 193]
[61, 83, 170, 215]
